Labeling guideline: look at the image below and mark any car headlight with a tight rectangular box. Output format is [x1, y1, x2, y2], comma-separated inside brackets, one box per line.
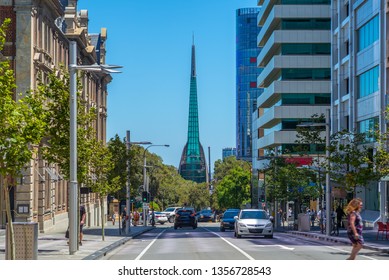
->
[238, 223, 247, 227]
[265, 222, 273, 228]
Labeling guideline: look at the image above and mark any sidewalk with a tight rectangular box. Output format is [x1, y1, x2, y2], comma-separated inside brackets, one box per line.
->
[0, 222, 153, 260]
[277, 224, 389, 254]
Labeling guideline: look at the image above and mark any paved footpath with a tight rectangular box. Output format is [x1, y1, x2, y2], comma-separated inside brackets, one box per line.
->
[1, 223, 388, 260]
[0, 222, 153, 260]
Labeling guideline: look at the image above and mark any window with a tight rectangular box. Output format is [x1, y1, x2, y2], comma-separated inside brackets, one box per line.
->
[358, 16, 379, 51]
[358, 66, 379, 98]
[358, 117, 378, 142]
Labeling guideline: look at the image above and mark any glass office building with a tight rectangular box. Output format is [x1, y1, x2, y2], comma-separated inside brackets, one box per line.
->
[236, 7, 263, 161]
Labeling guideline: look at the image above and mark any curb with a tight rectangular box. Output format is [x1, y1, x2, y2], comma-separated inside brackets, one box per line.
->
[287, 230, 389, 254]
[82, 227, 153, 260]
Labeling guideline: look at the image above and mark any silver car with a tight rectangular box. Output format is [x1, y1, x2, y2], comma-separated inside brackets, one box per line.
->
[234, 209, 273, 238]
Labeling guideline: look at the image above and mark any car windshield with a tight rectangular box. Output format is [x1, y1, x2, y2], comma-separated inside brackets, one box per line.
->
[164, 208, 175, 212]
[201, 210, 212, 214]
[223, 211, 239, 218]
[240, 211, 267, 220]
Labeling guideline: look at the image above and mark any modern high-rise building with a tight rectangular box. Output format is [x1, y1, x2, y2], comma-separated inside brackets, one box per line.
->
[222, 148, 237, 160]
[331, 0, 388, 220]
[252, 0, 331, 199]
[179, 42, 208, 183]
[236, 7, 263, 161]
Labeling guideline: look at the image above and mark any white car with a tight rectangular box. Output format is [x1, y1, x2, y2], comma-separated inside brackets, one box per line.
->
[162, 207, 182, 223]
[234, 209, 273, 238]
[149, 212, 168, 225]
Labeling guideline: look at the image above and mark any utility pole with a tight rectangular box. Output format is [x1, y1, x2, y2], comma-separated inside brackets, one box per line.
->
[125, 130, 131, 234]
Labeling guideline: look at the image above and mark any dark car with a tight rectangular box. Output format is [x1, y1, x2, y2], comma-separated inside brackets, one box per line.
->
[219, 209, 240, 231]
[196, 209, 214, 222]
[174, 208, 198, 229]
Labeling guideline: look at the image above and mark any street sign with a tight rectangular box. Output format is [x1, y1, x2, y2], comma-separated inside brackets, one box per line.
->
[143, 203, 149, 209]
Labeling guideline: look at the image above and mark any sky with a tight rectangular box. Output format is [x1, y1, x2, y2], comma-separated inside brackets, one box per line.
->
[77, 0, 258, 172]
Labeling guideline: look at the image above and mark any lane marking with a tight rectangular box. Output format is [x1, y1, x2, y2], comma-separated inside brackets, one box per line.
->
[204, 228, 255, 260]
[324, 246, 378, 260]
[135, 229, 166, 260]
[255, 244, 295, 250]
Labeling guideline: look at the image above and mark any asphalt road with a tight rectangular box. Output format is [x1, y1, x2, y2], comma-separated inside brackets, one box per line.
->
[101, 223, 389, 260]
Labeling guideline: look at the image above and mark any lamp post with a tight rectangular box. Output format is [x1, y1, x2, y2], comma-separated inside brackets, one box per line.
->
[68, 41, 122, 254]
[142, 144, 169, 226]
[296, 108, 331, 236]
[124, 130, 151, 235]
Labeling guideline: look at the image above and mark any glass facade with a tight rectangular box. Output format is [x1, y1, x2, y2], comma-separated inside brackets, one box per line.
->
[179, 43, 208, 183]
[281, 68, 331, 80]
[236, 7, 263, 161]
[281, 19, 331, 30]
[358, 117, 379, 143]
[358, 15, 379, 51]
[358, 66, 379, 98]
[281, 43, 331, 55]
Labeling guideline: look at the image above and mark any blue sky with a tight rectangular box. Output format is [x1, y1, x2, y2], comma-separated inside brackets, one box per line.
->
[77, 0, 258, 172]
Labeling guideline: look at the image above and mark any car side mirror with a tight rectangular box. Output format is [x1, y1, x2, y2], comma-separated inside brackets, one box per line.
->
[269, 216, 274, 222]
[234, 216, 238, 220]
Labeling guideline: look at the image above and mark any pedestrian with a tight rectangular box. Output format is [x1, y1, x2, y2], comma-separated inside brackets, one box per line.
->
[121, 207, 127, 232]
[133, 209, 140, 226]
[336, 205, 345, 229]
[317, 207, 326, 233]
[346, 198, 364, 260]
[310, 209, 316, 227]
[112, 213, 116, 226]
[79, 205, 86, 245]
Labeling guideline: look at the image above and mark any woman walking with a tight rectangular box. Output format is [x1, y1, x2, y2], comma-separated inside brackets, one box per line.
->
[346, 198, 364, 260]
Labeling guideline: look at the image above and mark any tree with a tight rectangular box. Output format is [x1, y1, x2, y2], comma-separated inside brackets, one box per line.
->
[215, 167, 251, 209]
[0, 18, 47, 259]
[87, 139, 120, 240]
[36, 67, 96, 185]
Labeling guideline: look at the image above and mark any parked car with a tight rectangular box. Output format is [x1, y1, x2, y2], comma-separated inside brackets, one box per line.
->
[196, 209, 214, 222]
[234, 209, 273, 238]
[174, 208, 198, 229]
[219, 209, 240, 231]
[162, 207, 182, 223]
[149, 211, 168, 225]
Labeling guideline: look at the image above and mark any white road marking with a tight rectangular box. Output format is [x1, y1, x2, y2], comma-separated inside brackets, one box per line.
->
[204, 228, 255, 260]
[255, 244, 295, 250]
[324, 246, 378, 260]
[135, 229, 166, 260]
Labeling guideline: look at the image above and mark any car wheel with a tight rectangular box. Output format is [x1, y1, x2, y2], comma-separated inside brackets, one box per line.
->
[193, 225, 197, 229]
[174, 225, 177, 230]
[220, 227, 225, 232]
[168, 216, 173, 223]
[160, 222, 165, 225]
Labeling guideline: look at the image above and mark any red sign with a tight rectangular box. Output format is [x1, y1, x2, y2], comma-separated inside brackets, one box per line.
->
[285, 157, 313, 167]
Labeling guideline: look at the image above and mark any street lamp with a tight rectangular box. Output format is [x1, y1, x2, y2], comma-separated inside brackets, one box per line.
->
[142, 144, 169, 226]
[68, 41, 122, 254]
[297, 109, 331, 236]
[124, 130, 151, 235]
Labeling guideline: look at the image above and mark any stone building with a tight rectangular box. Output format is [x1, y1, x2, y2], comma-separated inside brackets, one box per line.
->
[0, 0, 112, 232]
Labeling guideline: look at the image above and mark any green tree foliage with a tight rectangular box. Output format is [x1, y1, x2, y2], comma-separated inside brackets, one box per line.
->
[213, 157, 251, 209]
[88, 139, 120, 240]
[36, 67, 96, 185]
[327, 130, 380, 191]
[0, 18, 47, 259]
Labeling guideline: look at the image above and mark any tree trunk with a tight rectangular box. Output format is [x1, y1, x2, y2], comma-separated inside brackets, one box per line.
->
[100, 197, 105, 241]
[4, 178, 15, 260]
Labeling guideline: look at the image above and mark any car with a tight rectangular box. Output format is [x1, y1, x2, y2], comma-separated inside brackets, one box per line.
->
[174, 208, 198, 229]
[196, 209, 214, 222]
[149, 211, 168, 225]
[219, 209, 240, 231]
[234, 209, 273, 238]
[162, 207, 182, 223]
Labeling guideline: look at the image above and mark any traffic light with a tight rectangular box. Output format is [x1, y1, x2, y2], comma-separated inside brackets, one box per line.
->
[142, 191, 149, 203]
[259, 194, 265, 202]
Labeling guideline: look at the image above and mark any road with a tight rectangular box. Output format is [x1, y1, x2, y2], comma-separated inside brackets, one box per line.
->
[101, 223, 389, 260]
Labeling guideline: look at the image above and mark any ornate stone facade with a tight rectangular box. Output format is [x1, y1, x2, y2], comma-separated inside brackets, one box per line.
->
[0, 0, 110, 232]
